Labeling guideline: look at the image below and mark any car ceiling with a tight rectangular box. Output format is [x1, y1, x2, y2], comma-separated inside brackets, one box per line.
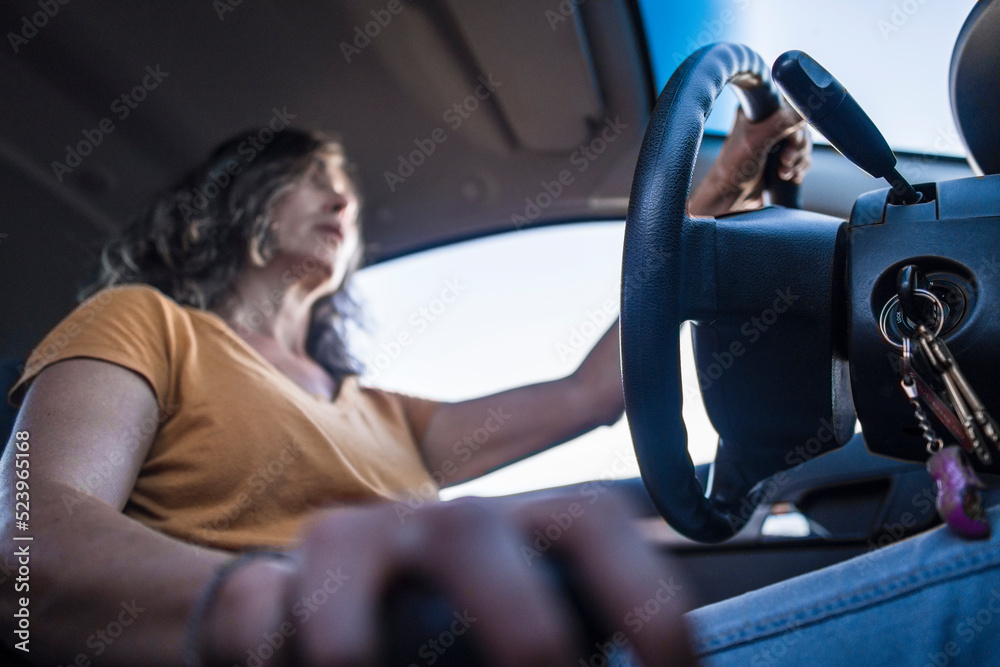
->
[0, 0, 655, 359]
[2, 0, 658, 242]
[0, 0, 974, 362]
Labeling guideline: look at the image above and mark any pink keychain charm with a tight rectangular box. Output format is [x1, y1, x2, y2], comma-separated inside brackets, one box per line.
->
[901, 372, 992, 540]
[926, 445, 991, 540]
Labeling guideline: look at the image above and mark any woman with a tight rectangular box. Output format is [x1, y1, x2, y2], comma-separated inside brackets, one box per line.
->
[1, 110, 810, 666]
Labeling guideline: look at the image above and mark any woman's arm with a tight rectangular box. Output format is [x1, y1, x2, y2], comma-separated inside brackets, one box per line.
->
[2, 360, 697, 667]
[0, 359, 288, 665]
[419, 109, 812, 485]
[418, 321, 623, 485]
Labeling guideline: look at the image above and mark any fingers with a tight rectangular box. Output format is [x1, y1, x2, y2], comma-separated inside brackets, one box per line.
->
[289, 509, 388, 666]
[745, 108, 805, 163]
[290, 500, 583, 667]
[744, 107, 811, 184]
[503, 491, 698, 667]
[284, 495, 698, 667]
[779, 126, 812, 183]
[391, 499, 580, 666]
[765, 106, 806, 142]
[722, 107, 809, 182]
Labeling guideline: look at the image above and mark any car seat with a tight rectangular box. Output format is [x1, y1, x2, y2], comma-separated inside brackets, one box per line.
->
[0, 359, 23, 452]
[950, 0, 1000, 176]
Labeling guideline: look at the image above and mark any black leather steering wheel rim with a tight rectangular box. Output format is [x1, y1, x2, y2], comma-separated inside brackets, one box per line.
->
[621, 43, 793, 543]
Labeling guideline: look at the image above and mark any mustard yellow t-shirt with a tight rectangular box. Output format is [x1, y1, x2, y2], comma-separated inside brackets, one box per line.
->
[7, 284, 442, 551]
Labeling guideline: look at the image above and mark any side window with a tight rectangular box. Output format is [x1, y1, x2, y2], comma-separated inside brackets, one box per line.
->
[348, 221, 719, 499]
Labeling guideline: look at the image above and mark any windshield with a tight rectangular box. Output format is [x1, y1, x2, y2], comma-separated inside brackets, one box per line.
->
[637, 0, 976, 157]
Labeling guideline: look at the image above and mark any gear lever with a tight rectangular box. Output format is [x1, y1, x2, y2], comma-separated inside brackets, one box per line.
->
[771, 50, 922, 205]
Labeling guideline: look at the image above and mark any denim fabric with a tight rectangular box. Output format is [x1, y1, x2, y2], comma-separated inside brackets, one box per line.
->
[686, 505, 1000, 666]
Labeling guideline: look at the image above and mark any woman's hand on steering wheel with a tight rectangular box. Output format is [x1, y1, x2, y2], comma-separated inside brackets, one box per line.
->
[689, 106, 812, 217]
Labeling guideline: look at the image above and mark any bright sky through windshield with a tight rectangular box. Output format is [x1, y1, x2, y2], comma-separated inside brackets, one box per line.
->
[638, 0, 977, 157]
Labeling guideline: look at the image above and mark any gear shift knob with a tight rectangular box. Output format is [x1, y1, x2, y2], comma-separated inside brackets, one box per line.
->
[772, 50, 921, 204]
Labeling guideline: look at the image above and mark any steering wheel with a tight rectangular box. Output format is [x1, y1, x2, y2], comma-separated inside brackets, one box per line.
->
[621, 43, 855, 543]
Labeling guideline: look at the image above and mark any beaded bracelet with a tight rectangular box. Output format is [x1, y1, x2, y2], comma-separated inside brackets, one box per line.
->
[183, 550, 291, 667]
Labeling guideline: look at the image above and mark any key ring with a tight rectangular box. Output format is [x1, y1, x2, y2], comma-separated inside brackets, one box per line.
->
[878, 288, 945, 349]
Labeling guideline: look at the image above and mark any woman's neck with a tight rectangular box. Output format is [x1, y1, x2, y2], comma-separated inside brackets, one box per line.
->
[214, 264, 333, 357]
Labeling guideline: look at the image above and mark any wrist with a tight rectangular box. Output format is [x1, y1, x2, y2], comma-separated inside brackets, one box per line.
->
[197, 554, 296, 667]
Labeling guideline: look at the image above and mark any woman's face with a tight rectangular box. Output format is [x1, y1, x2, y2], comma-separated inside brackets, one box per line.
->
[267, 155, 361, 290]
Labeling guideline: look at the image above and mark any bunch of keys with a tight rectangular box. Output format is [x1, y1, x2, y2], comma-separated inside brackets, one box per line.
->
[883, 266, 996, 539]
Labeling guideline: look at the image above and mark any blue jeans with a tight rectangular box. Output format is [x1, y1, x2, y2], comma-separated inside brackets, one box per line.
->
[686, 504, 1000, 666]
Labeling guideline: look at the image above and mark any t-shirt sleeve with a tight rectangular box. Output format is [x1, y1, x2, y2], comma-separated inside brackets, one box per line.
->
[7, 285, 178, 414]
[380, 389, 444, 445]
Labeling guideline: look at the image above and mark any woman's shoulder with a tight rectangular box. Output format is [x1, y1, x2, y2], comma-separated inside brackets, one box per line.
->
[85, 282, 181, 309]
[71, 283, 202, 327]
[9, 284, 192, 408]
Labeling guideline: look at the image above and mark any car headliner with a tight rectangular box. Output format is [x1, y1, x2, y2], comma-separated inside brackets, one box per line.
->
[0, 0, 658, 358]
